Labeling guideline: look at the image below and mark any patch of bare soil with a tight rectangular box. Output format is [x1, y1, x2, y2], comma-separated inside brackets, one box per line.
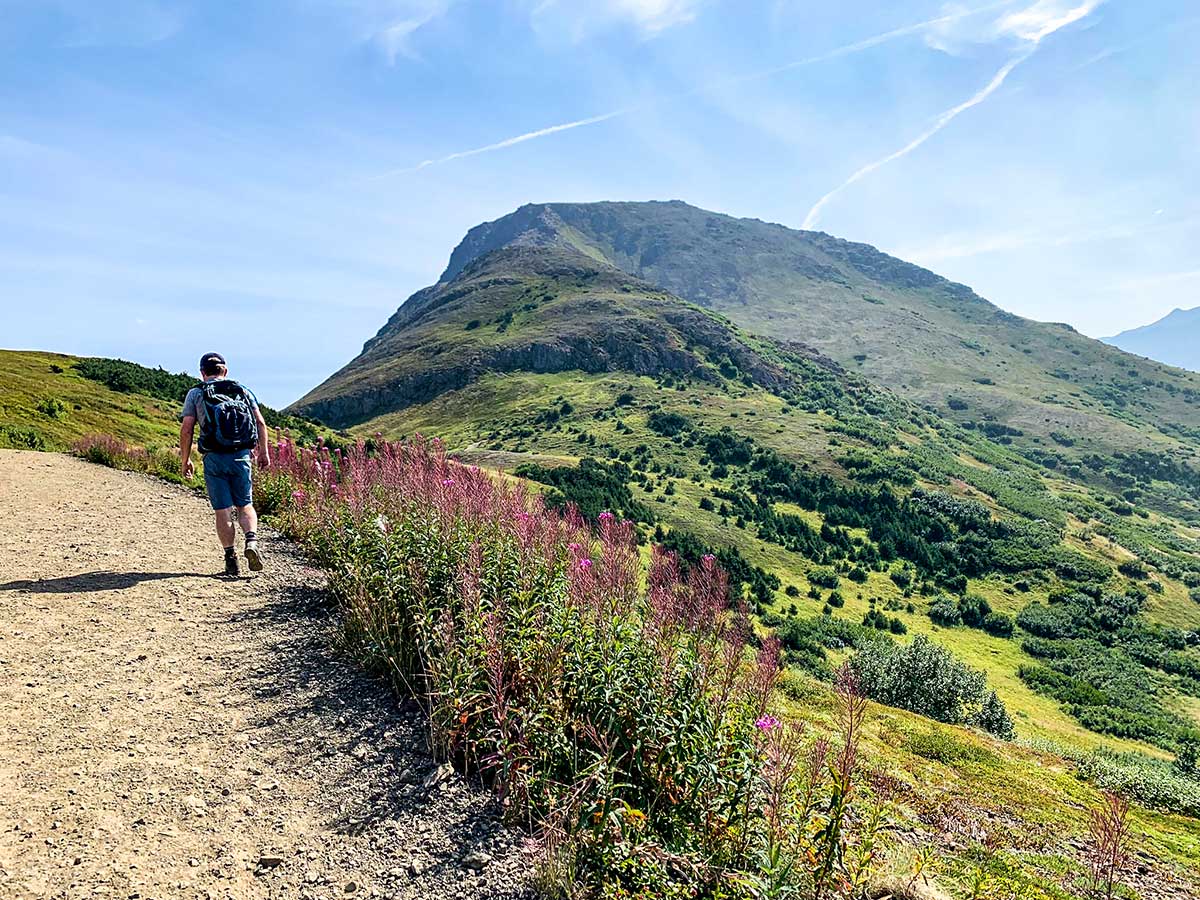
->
[0, 450, 533, 900]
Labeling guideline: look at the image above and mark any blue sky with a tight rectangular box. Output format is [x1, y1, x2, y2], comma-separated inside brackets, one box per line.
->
[1, 0, 1197, 406]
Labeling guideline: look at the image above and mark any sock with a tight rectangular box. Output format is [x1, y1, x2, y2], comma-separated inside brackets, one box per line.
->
[245, 531, 257, 544]
[224, 546, 236, 558]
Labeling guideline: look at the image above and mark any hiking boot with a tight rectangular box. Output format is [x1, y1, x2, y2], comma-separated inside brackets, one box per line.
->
[224, 552, 240, 577]
[245, 540, 264, 572]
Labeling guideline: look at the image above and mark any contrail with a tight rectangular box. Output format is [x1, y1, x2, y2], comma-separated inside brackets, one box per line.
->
[802, 0, 1104, 229]
[801, 50, 1031, 230]
[376, 109, 630, 177]
[377, 3, 1007, 177]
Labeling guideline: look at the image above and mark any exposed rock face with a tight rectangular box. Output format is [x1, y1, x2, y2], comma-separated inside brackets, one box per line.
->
[289, 240, 802, 429]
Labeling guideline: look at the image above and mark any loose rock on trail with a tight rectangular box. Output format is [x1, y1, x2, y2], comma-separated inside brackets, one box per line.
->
[0, 450, 533, 899]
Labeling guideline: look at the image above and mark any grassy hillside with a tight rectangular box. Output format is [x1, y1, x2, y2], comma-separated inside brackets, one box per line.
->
[291, 239, 1200, 767]
[435, 201, 1200, 523]
[0, 349, 327, 456]
[0, 350, 185, 451]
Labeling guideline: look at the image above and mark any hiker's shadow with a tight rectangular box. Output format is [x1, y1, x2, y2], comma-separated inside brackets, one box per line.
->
[0, 570, 212, 593]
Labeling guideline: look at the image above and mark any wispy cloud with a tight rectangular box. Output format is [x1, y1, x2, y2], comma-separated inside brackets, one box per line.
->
[34, 0, 183, 48]
[896, 212, 1200, 264]
[802, 0, 1103, 229]
[358, 0, 452, 63]
[925, 0, 1100, 53]
[377, 2, 1005, 177]
[527, 0, 703, 42]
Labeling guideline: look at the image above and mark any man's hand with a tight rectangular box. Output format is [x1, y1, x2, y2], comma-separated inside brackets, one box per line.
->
[257, 447, 271, 468]
[180, 415, 196, 480]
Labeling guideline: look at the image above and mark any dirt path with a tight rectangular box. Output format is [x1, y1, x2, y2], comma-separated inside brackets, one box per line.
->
[0, 450, 533, 900]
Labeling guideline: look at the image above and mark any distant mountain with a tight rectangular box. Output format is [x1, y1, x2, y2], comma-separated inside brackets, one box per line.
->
[1104, 306, 1200, 373]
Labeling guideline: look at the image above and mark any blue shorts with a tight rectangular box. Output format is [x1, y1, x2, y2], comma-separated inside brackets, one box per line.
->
[203, 450, 254, 511]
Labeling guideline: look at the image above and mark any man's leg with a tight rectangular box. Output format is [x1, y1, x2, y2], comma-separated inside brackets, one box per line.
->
[232, 453, 264, 571]
[236, 504, 258, 537]
[214, 508, 236, 548]
[239, 505, 263, 571]
[214, 507, 240, 576]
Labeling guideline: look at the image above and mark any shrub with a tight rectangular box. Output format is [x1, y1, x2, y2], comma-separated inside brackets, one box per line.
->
[850, 635, 1012, 737]
[927, 596, 962, 627]
[1118, 559, 1149, 580]
[973, 690, 1015, 740]
[646, 410, 689, 436]
[809, 566, 840, 589]
[36, 396, 68, 419]
[0, 424, 50, 451]
[958, 593, 991, 628]
[982, 612, 1015, 638]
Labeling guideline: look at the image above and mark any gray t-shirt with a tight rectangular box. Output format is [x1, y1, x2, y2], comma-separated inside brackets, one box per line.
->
[182, 380, 260, 432]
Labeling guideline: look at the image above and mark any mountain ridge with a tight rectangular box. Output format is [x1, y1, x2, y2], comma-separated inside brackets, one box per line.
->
[1104, 305, 1200, 374]
[296, 200, 1200, 491]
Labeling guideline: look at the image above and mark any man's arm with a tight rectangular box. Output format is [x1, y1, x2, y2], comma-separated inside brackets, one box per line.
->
[180, 415, 197, 478]
[254, 408, 270, 467]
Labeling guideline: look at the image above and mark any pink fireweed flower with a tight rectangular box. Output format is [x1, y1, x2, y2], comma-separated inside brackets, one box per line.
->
[577, 558, 593, 570]
[568, 542, 582, 553]
[291, 489, 307, 503]
[755, 714, 781, 731]
[598, 511, 615, 522]
[702, 554, 716, 564]
[442, 478, 455, 487]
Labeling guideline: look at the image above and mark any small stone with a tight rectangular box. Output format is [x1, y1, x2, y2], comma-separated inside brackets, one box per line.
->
[422, 764, 453, 790]
[344, 881, 358, 893]
[408, 859, 425, 876]
[258, 853, 285, 869]
[462, 850, 491, 872]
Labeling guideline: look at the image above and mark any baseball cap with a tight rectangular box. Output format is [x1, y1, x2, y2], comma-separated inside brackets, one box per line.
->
[199, 352, 227, 374]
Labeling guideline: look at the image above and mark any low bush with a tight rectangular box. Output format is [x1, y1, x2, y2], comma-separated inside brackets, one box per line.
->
[35, 396, 68, 419]
[72, 434, 201, 489]
[982, 612, 1015, 638]
[809, 566, 840, 589]
[849, 635, 1014, 738]
[1025, 739, 1200, 819]
[0, 424, 51, 451]
[927, 596, 961, 627]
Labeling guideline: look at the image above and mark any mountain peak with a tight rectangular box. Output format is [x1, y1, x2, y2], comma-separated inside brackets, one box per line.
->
[1104, 305, 1200, 372]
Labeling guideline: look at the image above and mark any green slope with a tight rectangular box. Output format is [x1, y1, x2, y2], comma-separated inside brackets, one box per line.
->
[0, 350, 185, 451]
[291, 238, 1200, 760]
[434, 201, 1200, 522]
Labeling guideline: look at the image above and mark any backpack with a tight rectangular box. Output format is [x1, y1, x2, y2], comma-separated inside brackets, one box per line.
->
[197, 380, 259, 453]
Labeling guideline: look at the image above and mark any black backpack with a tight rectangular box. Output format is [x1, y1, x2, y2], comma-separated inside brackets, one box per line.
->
[197, 380, 259, 453]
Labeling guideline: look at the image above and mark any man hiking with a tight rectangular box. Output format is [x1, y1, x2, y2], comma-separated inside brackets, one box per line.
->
[179, 352, 271, 577]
